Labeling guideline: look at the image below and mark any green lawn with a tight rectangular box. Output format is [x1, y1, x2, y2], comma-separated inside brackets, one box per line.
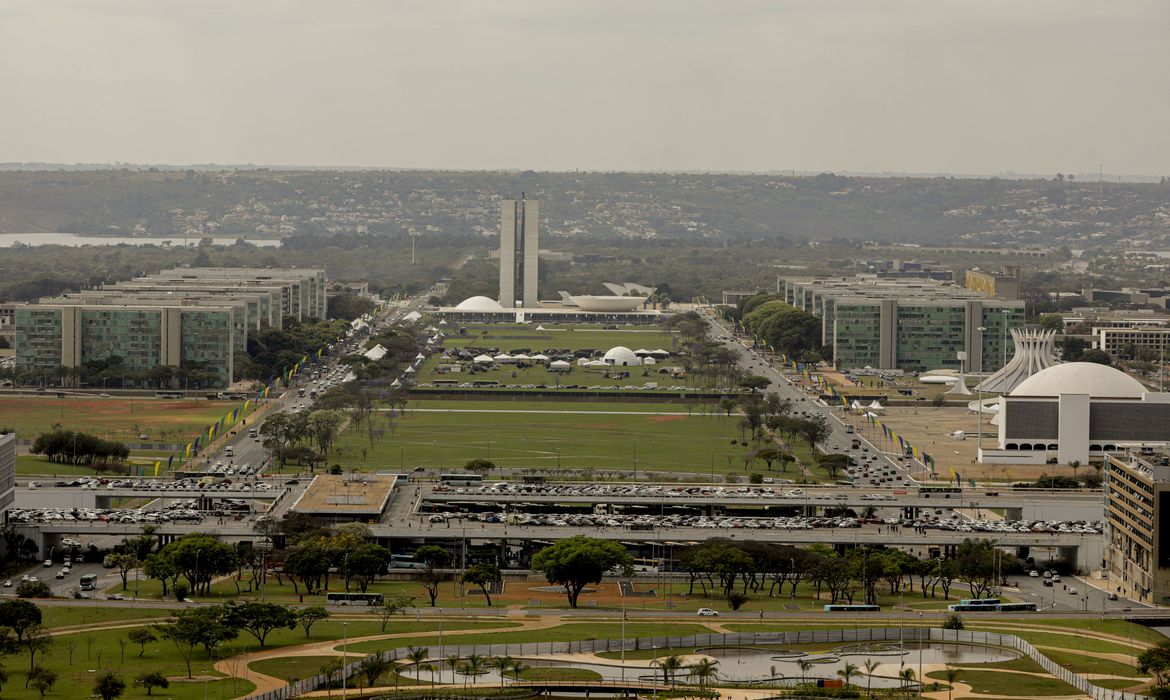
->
[345, 622, 713, 655]
[0, 395, 242, 444]
[1039, 648, 1139, 677]
[969, 628, 1138, 655]
[1027, 618, 1164, 646]
[925, 669, 1080, 696]
[1092, 678, 1147, 691]
[39, 604, 177, 629]
[328, 397, 815, 476]
[250, 655, 338, 683]
[511, 667, 602, 681]
[952, 653, 1046, 674]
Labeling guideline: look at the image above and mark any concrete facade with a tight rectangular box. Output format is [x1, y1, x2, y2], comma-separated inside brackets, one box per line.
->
[498, 198, 540, 308]
[1104, 451, 1170, 604]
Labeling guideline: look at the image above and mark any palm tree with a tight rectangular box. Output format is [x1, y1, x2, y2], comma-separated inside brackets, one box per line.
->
[651, 655, 685, 688]
[837, 662, 860, 689]
[492, 656, 514, 687]
[797, 659, 814, 687]
[898, 668, 917, 698]
[509, 659, 527, 682]
[420, 663, 437, 685]
[464, 654, 485, 687]
[445, 655, 461, 684]
[942, 666, 960, 700]
[689, 659, 719, 692]
[406, 646, 429, 675]
[863, 659, 880, 697]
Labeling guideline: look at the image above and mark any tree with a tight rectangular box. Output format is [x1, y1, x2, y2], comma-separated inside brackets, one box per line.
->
[942, 666, 961, 700]
[414, 545, 452, 607]
[356, 655, 394, 688]
[108, 553, 140, 591]
[726, 590, 747, 610]
[738, 375, 771, 394]
[259, 412, 308, 469]
[798, 659, 814, 686]
[864, 659, 879, 697]
[348, 543, 392, 593]
[26, 667, 57, 697]
[14, 581, 51, 599]
[464, 458, 495, 476]
[378, 596, 413, 633]
[899, 668, 917, 695]
[1139, 641, 1170, 696]
[307, 409, 346, 458]
[1038, 314, 1064, 333]
[94, 671, 126, 700]
[157, 533, 238, 596]
[156, 607, 238, 678]
[837, 661, 859, 688]
[531, 536, 632, 608]
[0, 600, 42, 642]
[492, 655, 514, 688]
[689, 658, 719, 692]
[19, 625, 51, 672]
[462, 563, 501, 606]
[143, 553, 180, 597]
[226, 602, 297, 648]
[955, 539, 997, 598]
[297, 606, 330, 638]
[127, 628, 156, 657]
[651, 655, 684, 687]
[134, 672, 169, 696]
[1081, 348, 1113, 366]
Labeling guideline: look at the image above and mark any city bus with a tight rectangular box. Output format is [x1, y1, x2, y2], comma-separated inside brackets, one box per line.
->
[947, 598, 1000, 611]
[326, 592, 385, 606]
[439, 473, 484, 487]
[79, 574, 98, 591]
[155, 390, 183, 399]
[389, 554, 426, 570]
[823, 604, 880, 612]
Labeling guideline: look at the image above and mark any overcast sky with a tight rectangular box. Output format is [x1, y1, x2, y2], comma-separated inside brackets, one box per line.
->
[2, 0, 1168, 175]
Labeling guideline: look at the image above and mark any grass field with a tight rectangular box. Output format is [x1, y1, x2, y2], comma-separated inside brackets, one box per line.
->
[250, 655, 337, 683]
[925, 669, 1080, 696]
[0, 395, 239, 443]
[328, 401, 818, 476]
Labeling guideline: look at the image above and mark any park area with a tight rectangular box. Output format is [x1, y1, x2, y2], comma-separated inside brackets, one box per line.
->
[3, 598, 1160, 700]
[328, 398, 821, 478]
[0, 395, 234, 444]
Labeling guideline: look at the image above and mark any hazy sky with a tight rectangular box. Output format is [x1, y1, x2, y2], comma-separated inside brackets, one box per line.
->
[2, 0, 1168, 175]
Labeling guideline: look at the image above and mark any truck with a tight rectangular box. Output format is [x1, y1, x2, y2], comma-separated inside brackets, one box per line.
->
[850, 438, 861, 450]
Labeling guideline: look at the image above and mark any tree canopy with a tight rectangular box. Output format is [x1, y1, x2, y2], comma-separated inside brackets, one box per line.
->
[531, 536, 632, 608]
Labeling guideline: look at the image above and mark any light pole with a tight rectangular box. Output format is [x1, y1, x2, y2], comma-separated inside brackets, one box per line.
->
[1001, 308, 1012, 370]
[342, 621, 349, 700]
[917, 611, 924, 695]
[976, 326, 986, 460]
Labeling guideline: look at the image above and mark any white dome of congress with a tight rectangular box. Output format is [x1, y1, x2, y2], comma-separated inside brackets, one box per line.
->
[454, 296, 505, 312]
[1009, 362, 1147, 398]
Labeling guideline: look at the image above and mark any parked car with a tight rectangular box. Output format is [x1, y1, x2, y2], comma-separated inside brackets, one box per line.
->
[697, 608, 719, 617]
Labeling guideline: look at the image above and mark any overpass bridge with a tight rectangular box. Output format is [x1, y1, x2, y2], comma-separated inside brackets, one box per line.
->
[420, 487, 1104, 521]
[15, 485, 281, 510]
[17, 518, 1101, 566]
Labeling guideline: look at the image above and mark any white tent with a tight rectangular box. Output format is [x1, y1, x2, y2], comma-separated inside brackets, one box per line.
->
[586, 360, 608, 367]
[643, 357, 657, 365]
[415, 353, 426, 361]
[364, 344, 388, 361]
[402, 311, 422, 323]
[550, 359, 571, 368]
[850, 400, 863, 411]
[633, 348, 652, 356]
[473, 354, 494, 363]
[404, 366, 415, 373]
[577, 358, 590, 366]
[650, 348, 670, 357]
[531, 353, 550, 361]
[867, 400, 885, 411]
[512, 353, 531, 361]
[535, 325, 546, 331]
[438, 319, 448, 326]
[494, 353, 512, 362]
[391, 379, 402, 388]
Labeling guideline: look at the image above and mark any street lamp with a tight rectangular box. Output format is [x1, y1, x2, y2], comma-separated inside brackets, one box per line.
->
[342, 621, 349, 700]
[976, 326, 987, 460]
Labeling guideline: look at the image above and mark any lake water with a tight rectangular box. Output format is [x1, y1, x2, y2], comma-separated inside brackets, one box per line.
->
[399, 643, 1015, 690]
[0, 232, 282, 248]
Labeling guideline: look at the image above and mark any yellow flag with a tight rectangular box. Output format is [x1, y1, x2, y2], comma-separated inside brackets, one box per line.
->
[153, 461, 160, 477]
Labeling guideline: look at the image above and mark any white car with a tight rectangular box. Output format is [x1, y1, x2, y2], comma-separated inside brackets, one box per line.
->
[697, 608, 719, 617]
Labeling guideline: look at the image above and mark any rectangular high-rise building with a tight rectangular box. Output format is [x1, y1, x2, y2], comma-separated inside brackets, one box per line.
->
[499, 198, 540, 308]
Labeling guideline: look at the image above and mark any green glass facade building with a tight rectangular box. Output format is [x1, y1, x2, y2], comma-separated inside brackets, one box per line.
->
[780, 277, 1025, 373]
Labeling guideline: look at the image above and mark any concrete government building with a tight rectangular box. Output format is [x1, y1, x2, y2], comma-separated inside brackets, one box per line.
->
[13, 267, 325, 388]
[778, 277, 1025, 373]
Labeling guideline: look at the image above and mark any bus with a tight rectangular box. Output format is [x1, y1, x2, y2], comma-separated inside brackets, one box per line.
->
[389, 554, 426, 570]
[155, 390, 183, 399]
[79, 574, 98, 591]
[947, 598, 1000, 611]
[326, 592, 385, 606]
[949, 601, 1036, 613]
[440, 473, 483, 487]
[823, 604, 880, 612]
